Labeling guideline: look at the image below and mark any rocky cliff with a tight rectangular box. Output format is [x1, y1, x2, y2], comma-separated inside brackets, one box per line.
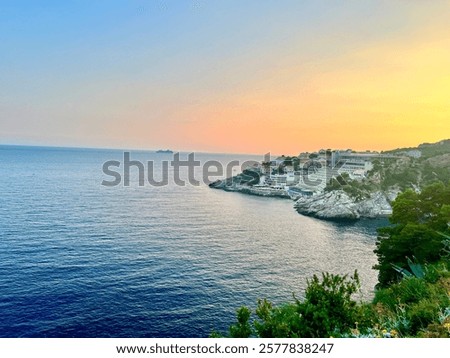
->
[209, 139, 449, 221]
[294, 190, 398, 220]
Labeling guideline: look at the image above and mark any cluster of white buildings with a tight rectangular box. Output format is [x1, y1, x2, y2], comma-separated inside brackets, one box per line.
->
[251, 148, 408, 198]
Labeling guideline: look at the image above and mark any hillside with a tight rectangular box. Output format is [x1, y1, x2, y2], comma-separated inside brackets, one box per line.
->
[324, 140, 450, 199]
[210, 139, 450, 220]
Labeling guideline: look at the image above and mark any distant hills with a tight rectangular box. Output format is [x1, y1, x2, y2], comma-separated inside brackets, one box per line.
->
[384, 139, 450, 159]
[372, 139, 450, 191]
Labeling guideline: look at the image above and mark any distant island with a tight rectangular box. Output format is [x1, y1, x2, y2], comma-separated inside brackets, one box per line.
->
[156, 149, 174, 154]
[210, 139, 450, 220]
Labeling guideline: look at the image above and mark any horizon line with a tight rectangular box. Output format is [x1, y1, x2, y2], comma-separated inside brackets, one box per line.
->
[1, 138, 447, 157]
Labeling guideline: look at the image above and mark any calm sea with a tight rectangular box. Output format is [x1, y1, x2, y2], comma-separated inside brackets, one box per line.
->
[0, 145, 386, 337]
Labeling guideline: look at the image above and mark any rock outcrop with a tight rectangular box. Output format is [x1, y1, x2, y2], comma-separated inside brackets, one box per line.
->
[294, 190, 398, 220]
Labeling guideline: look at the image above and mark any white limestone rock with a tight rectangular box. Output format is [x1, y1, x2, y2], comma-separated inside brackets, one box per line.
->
[294, 190, 399, 220]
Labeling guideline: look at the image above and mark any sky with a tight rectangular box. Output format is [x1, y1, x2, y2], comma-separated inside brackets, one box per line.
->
[1, 0, 449, 154]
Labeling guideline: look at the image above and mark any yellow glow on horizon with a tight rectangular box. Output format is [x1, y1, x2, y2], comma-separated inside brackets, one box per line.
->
[3, 2, 450, 154]
[164, 27, 450, 154]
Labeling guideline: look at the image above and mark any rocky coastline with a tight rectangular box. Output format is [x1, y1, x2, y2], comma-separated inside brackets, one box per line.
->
[208, 139, 450, 221]
[209, 179, 399, 221]
[293, 189, 399, 221]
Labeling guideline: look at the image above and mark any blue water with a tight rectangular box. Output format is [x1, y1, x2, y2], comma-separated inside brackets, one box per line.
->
[0, 145, 385, 337]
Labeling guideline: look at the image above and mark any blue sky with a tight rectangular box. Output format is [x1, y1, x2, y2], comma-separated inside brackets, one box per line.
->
[1, 1, 449, 153]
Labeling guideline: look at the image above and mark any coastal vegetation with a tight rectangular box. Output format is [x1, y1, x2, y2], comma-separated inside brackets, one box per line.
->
[211, 139, 450, 219]
[325, 140, 450, 198]
[324, 173, 374, 201]
[213, 181, 450, 338]
[219, 169, 261, 186]
[374, 181, 450, 287]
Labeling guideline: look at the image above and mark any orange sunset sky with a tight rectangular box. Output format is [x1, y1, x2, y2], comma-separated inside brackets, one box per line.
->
[1, 1, 449, 154]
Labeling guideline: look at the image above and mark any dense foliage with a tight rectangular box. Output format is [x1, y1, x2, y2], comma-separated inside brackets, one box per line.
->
[378, 140, 450, 190]
[386, 139, 450, 160]
[215, 181, 450, 338]
[213, 271, 364, 338]
[325, 173, 374, 201]
[325, 140, 450, 194]
[374, 181, 450, 287]
[372, 263, 450, 337]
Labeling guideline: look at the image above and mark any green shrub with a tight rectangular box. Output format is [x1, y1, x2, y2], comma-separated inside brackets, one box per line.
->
[373, 287, 398, 311]
[296, 271, 361, 337]
[229, 307, 252, 338]
[223, 271, 364, 338]
[391, 277, 429, 305]
[408, 300, 440, 335]
[254, 300, 301, 338]
[374, 181, 450, 288]
[354, 303, 379, 333]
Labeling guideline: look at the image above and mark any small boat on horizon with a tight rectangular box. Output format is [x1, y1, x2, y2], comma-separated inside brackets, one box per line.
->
[156, 149, 174, 154]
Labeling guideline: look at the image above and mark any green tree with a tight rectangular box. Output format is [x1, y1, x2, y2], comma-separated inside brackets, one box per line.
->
[254, 299, 301, 338]
[225, 271, 363, 338]
[374, 181, 450, 287]
[296, 271, 361, 337]
[229, 307, 252, 338]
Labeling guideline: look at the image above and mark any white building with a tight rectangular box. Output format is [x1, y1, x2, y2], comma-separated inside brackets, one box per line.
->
[285, 165, 294, 173]
[294, 165, 328, 194]
[405, 150, 422, 158]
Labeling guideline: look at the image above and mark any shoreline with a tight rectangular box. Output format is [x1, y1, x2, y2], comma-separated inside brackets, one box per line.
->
[209, 180, 395, 221]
